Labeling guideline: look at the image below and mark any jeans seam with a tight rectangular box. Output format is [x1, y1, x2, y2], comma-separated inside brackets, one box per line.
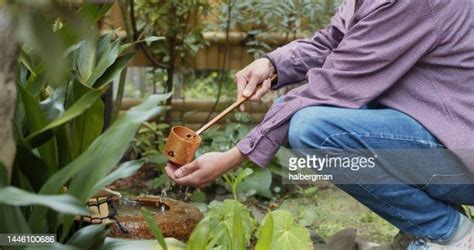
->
[420, 172, 468, 190]
[320, 132, 444, 148]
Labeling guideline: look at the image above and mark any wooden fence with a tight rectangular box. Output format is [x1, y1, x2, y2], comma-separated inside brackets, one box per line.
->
[121, 98, 272, 129]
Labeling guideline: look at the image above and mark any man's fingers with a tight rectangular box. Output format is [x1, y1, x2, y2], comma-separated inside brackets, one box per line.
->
[175, 171, 200, 187]
[250, 78, 271, 101]
[165, 161, 181, 180]
[235, 73, 248, 112]
[242, 74, 259, 98]
[235, 74, 246, 97]
[174, 161, 198, 178]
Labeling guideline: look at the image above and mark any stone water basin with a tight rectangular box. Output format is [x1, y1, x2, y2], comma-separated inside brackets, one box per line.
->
[108, 196, 203, 241]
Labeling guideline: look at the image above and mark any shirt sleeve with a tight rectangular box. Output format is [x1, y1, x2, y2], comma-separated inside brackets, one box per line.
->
[237, 0, 440, 167]
[265, 2, 347, 89]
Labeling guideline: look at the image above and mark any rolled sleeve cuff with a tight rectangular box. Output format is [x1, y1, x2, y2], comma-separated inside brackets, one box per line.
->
[237, 133, 281, 168]
[265, 46, 300, 89]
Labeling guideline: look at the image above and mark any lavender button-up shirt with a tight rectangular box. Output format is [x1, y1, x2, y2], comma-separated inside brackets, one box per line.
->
[236, 0, 474, 172]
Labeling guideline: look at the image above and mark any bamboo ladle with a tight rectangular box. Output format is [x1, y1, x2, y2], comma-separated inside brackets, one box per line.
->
[163, 75, 275, 165]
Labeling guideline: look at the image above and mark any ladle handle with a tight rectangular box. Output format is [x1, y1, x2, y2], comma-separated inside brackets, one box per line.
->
[195, 74, 276, 135]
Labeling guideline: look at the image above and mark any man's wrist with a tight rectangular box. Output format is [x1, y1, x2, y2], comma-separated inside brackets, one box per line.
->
[227, 147, 247, 170]
[262, 56, 277, 84]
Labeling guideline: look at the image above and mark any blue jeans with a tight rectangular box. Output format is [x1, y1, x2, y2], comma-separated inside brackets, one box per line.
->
[287, 105, 474, 241]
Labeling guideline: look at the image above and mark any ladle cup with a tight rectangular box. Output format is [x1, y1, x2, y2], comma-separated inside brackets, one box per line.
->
[163, 75, 275, 165]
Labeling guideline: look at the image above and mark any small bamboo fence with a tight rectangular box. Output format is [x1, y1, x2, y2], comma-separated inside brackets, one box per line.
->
[121, 98, 271, 129]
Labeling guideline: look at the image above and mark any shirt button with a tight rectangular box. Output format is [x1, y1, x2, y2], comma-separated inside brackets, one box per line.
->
[249, 140, 255, 148]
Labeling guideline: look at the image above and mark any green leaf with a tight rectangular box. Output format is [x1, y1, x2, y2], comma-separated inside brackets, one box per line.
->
[0, 186, 89, 216]
[207, 200, 256, 248]
[186, 217, 213, 250]
[28, 93, 171, 232]
[190, 190, 207, 203]
[66, 224, 107, 249]
[94, 53, 134, 88]
[226, 168, 253, 200]
[79, 2, 113, 23]
[14, 145, 50, 192]
[231, 211, 246, 250]
[262, 210, 313, 250]
[0, 162, 30, 234]
[100, 238, 185, 250]
[255, 211, 273, 250]
[18, 83, 58, 173]
[86, 39, 121, 86]
[90, 161, 142, 197]
[69, 81, 105, 158]
[238, 167, 273, 199]
[26, 87, 104, 147]
[75, 38, 97, 85]
[142, 36, 166, 44]
[17, 10, 67, 86]
[141, 207, 168, 250]
[189, 220, 224, 250]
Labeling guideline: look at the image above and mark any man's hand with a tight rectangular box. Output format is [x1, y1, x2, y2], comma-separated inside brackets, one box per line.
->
[165, 147, 246, 187]
[235, 58, 275, 111]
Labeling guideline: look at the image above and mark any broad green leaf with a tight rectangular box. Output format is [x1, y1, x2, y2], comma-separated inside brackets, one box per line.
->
[18, 84, 58, 173]
[0, 162, 30, 234]
[14, 145, 50, 192]
[26, 87, 104, 148]
[100, 238, 185, 250]
[0, 186, 89, 216]
[97, 33, 114, 59]
[70, 82, 105, 158]
[17, 10, 66, 86]
[225, 168, 253, 200]
[25, 243, 80, 250]
[75, 38, 97, 85]
[186, 217, 213, 250]
[207, 200, 256, 247]
[0, 204, 31, 234]
[90, 161, 142, 197]
[255, 211, 273, 250]
[29, 93, 171, 232]
[78, 1, 113, 23]
[238, 167, 273, 199]
[66, 224, 107, 249]
[142, 207, 168, 250]
[94, 53, 134, 88]
[86, 39, 121, 86]
[233, 168, 253, 191]
[262, 210, 312, 250]
[231, 210, 246, 250]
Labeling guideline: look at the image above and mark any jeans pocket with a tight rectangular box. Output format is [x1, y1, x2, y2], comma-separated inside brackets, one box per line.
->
[421, 172, 471, 190]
